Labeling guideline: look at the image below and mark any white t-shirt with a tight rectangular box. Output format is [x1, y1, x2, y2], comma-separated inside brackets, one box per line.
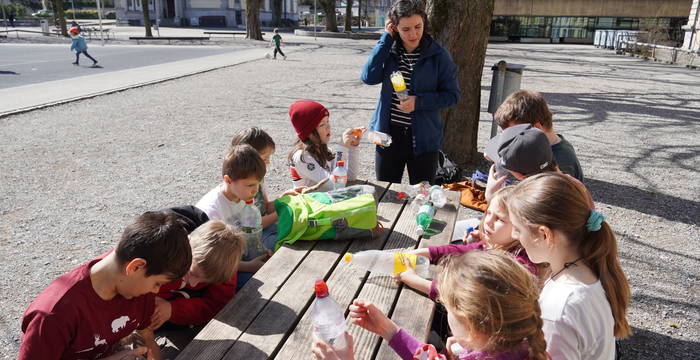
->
[540, 279, 615, 360]
[290, 144, 359, 192]
[195, 185, 245, 227]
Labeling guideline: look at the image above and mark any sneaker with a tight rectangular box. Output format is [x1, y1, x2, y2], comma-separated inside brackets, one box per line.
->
[283, 55, 287, 60]
[72, 62, 78, 66]
[92, 61, 98, 66]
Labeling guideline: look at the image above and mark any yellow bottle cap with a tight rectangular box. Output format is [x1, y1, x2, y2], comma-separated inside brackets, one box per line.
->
[390, 73, 406, 92]
[344, 253, 352, 262]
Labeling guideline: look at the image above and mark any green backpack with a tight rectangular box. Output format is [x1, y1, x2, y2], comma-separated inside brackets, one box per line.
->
[274, 192, 377, 250]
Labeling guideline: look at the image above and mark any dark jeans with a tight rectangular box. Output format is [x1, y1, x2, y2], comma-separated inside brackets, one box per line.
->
[75, 51, 97, 64]
[273, 45, 285, 58]
[375, 125, 439, 184]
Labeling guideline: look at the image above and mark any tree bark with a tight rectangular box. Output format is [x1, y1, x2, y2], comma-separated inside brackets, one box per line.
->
[246, 0, 263, 40]
[272, 0, 282, 26]
[344, 0, 352, 32]
[50, 0, 67, 36]
[141, 0, 153, 37]
[319, 0, 337, 32]
[427, 0, 494, 165]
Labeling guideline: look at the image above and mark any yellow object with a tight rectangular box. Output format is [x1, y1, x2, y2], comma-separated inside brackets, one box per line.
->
[344, 253, 352, 262]
[390, 72, 407, 92]
[392, 253, 417, 274]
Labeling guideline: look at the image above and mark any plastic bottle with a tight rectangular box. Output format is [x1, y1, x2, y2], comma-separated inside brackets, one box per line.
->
[415, 201, 436, 236]
[112, 332, 147, 360]
[353, 128, 393, 147]
[450, 342, 465, 357]
[311, 280, 349, 356]
[390, 71, 410, 101]
[429, 185, 447, 208]
[343, 250, 430, 278]
[240, 200, 264, 258]
[330, 160, 348, 190]
[409, 193, 429, 214]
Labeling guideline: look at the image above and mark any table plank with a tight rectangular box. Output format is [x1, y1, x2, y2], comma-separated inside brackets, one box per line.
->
[374, 189, 461, 359]
[222, 181, 390, 359]
[273, 182, 406, 358]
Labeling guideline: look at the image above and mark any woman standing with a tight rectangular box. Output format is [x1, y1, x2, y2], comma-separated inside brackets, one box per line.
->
[361, 0, 460, 184]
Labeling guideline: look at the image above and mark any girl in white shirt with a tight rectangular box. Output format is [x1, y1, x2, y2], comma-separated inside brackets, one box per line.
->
[506, 172, 631, 360]
[287, 100, 362, 192]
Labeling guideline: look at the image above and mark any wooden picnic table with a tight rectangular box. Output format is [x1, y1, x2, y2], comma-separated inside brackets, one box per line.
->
[176, 180, 476, 359]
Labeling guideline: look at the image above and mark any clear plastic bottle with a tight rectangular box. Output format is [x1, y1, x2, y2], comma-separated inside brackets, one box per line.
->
[450, 342, 465, 357]
[343, 250, 430, 278]
[330, 160, 348, 190]
[409, 193, 429, 214]
[429, 185, 447, 208]
[415, 201, 436, 236]
[353, 128, 393, 147]
[390, 71, 410, 101]
[240, 200, 264, 258]
[311, 280, 349, 356]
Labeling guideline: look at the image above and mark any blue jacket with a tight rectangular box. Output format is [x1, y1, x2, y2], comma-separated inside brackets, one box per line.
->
[361, 32, 460, 155]
[70, 35, 87, 52]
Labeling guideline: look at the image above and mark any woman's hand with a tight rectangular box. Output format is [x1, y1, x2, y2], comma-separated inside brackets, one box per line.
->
[311, 332, 355, 360]
[384, 18, 395, 38]
[398, 96, 416, 113]
[348, 300, 399, 340]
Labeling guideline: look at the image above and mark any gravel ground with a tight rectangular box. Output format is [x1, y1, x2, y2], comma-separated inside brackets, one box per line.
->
[0, 38, 698, 359]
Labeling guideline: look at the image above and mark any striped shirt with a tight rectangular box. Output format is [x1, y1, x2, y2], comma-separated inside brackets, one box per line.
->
[390, 44, 421, 127]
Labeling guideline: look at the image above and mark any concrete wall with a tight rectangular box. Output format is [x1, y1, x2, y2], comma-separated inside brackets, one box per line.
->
[494, 0, 691, 18]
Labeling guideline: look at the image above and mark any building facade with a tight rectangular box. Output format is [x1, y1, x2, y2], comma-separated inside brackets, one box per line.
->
[491, 0, 692, 44]
[682, 0, 700, 50]
[116, 0, 298, 28]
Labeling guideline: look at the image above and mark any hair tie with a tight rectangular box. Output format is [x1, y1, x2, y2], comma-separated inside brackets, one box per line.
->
[586, 209, 605, 232]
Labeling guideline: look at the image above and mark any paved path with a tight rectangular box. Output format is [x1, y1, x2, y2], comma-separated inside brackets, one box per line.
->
[0, 38, 698, 359]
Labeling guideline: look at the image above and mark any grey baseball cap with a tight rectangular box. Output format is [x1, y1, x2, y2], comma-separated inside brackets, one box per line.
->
[485, 124, 553, 176]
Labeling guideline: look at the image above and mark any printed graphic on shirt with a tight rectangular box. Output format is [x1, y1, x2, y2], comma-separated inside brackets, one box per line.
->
[290, 166, 302, 181]
[307, 163, 316, 171]
[111, 316, 130, 333]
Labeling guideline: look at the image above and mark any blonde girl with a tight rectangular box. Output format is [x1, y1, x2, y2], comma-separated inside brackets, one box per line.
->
[507, 172, 631, 359]
[398, 186, 538, 299]
[287, 100, 362, 192]
[339, 251, 548, 360]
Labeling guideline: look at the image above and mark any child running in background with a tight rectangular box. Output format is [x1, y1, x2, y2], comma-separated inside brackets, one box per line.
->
[313, 251, 549, 360]
[269, 28, 287, 60]
[507, 172, 631, 359]
[287, 100, 362, 192]
[397, 186, 539, 301]
[69, 26, 98, 67]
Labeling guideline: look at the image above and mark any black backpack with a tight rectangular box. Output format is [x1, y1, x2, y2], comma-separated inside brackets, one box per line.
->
[434, 150, 462, 185]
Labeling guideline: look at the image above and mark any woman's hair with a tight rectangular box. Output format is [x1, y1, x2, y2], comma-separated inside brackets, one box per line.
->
[387, 0, 430, 35]
[437, 251, 547, 359]
[230, 127, 276, 153]
[286, 130, 334, 171]
[507, 172, 631, 338]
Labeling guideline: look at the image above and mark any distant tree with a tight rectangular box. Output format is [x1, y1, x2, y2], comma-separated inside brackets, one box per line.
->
[344, 0, 352, 31]
[428, 0, 494, 165]
[140, 0, 153, 37]
[49, 0, 67, 36]
[318, 0, 337, 31]
[272, 0, 282, 26]
[246, 0, 263, 40]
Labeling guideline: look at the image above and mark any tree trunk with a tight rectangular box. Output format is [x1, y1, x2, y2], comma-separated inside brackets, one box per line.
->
[344, 0, 352, 32]
[272, 0, 282, 26]
[427, 0, 494, 165]
[320, 0, 337, 32]
[141, 0, 153, 37]
[357, 0, 361, 30]
[50, 0, 67, 36]
[246, 0, 263, 40]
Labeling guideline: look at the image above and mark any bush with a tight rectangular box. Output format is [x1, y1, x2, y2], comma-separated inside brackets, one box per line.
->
[2, 3, 29, 16]
[64, 9, 116, 19]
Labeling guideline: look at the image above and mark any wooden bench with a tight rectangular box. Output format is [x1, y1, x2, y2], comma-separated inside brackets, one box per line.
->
[176, 181, 470, 359]
[129, 36, 210, 44]
[202, 31, 265, 38]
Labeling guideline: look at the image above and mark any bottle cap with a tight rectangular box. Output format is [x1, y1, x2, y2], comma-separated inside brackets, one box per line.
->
[343, 253, 352, 262]
[337, 160, 345, 167]
[314, 280, 329, 298]
[245, 200, 254, 205]
[415, 226, 424, 236]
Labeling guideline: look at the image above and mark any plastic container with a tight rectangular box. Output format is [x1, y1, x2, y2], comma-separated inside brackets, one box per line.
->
[415, 202, 436, 236]
[327, 184, 375, 203]
[240, 200, 264, 258]
[330, 160, 348, 190]
[311, 280, 349, 356]
[111, 331, 146, 360]
[344, 250, 430, 277]
[353, 128, 393, 147]
[429, 185, 447, 208]
[409, 193, 429, 214]
[450, 342, 465, 357]
[390, 71, 410, 101]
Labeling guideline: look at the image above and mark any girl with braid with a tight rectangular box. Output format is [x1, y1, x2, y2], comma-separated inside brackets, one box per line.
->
[507, 172, 631, 359]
